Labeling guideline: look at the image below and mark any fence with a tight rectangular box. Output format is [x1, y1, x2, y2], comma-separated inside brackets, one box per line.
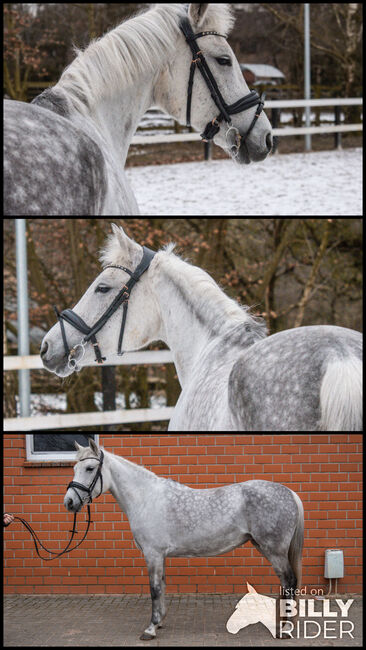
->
[4, 350, 175, 431]
[129, 98, 363, 157]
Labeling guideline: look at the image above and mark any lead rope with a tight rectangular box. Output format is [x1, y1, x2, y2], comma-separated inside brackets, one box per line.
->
[11, 505, 92, 562]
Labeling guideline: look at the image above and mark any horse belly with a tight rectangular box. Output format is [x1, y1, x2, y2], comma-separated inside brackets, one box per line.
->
[166, 529, 251, 558]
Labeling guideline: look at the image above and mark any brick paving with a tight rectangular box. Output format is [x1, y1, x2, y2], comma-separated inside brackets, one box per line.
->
[4, 594, 363, 647]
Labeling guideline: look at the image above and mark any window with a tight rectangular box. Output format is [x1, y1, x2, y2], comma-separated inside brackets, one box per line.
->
[26, 434, 99, 462]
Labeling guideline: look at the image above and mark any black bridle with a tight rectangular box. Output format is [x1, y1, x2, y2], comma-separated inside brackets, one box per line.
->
[10, 451, 104, 562]
[67, 450, 104, 508]
[53, 246, 156, 369]
[180, 16, 265, 151]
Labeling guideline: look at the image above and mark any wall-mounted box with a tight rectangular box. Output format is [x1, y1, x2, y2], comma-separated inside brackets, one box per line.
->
[324, 549, 344, 578]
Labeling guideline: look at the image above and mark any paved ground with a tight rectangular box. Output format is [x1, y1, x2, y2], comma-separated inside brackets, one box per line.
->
[4, 594, 362, 647]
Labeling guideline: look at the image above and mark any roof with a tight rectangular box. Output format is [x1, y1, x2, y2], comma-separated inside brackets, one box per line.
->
[240, 63, 285, 79]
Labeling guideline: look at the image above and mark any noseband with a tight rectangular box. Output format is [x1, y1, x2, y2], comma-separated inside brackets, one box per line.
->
[67, 450, 104, 508]
[53, 246, 156, 370]
[180, 16, 265, 153]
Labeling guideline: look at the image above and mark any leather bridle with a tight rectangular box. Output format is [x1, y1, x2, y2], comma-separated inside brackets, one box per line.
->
[180, 16, 265, 154]
[67, 450, 104, 509]
[53, 246, 156, 370]
[10, 451, 105, 562]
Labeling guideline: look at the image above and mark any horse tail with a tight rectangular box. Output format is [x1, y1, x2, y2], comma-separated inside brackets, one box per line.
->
[288, 491, 304, 590]
[319, 356, 362, 431]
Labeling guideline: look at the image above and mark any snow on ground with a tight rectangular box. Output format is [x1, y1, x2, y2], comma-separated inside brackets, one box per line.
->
[15, 391, 166, 417]
[127, 147, 362, 216]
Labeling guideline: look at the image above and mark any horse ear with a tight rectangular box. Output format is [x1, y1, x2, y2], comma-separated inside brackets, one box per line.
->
[89, 438, 99, 455]
[103, 223, 140, 265]
[188, 4, 209, 29]
[111, 222, 125, 236]
[74, 441, 82, 451]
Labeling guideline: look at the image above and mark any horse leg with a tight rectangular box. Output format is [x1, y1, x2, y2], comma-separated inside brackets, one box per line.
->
[266, 552, 297, 638]
[157, 562, 167, 628]
[140, 553, 166, 641]
[252, 539, 297, 639]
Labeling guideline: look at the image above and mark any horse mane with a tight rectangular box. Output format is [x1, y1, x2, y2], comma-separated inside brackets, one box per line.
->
[158, 249, 267, 341]
[100, 228, 266, 343]
[56, 4, 235, 115]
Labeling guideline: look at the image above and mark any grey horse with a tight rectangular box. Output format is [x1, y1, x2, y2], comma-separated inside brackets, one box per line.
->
[4, 3, 272, 215]
[64, 439, 304, 640]
[42, 225, 363, 431]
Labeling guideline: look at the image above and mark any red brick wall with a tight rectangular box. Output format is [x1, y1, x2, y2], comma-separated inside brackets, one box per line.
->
[3, 434, 362, 595]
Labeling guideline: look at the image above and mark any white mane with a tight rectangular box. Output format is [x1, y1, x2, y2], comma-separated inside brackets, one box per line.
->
[158, 249, 266, 335]
[57, 4, 235, 115]
[100, 228, 265, 338]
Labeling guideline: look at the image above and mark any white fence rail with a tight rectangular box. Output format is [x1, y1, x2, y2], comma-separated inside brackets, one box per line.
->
[131, 97, 362, 146]
[4, 350, 175, 431]
[4, 349, 174, 370]
[4, 407, 175, 431]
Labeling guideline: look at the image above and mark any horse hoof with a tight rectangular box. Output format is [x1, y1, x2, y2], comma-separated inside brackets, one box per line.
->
[140, 632, 156, 641]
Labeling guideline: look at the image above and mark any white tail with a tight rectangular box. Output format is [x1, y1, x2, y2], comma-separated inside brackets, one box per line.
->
[319, 356, 362, 431]
[289, 491, 304, 590]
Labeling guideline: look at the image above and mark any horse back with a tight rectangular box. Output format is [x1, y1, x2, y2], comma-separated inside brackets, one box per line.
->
[228, 325, 362, 431]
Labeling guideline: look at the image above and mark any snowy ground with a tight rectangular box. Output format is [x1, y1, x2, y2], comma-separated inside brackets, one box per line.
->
[15, 391, 166, 417]
[127, 147, 362, 216]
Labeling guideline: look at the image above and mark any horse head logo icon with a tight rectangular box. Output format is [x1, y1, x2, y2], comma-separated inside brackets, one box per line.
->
[227, 583, 277, 638]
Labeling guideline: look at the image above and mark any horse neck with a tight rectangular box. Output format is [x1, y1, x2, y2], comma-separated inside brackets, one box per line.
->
[154, 256, 247, 386]
[107, 452, 159, 517]
[92, 77, 155, 165]
[57, 74, 155, 168]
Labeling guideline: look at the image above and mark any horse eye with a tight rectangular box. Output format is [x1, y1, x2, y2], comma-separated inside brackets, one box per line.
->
[216, 57, 232, 66]
[96, 285, 110, 294]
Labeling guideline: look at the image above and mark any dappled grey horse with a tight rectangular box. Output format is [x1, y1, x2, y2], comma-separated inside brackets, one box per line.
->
[41, 224, 363, 431]
[65, 440, 304, 640]
[4, 3, 272, 215]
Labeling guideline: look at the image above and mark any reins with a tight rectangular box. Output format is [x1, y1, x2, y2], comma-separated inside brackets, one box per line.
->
[9, 450, 104, 562]
[12, 506, 92, 562]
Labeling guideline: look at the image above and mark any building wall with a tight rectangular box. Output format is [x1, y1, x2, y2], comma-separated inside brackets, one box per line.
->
[3, 434, 362, 595]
